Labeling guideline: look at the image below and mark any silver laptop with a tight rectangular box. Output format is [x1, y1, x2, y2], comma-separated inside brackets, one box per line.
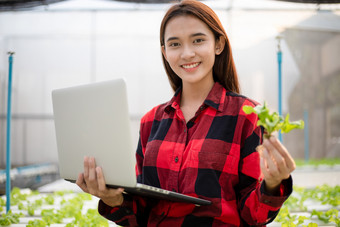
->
[52, 78, 211, 206]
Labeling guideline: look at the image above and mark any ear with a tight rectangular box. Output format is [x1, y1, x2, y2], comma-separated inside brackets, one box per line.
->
[215, 36, 226, 55]
[161, 45, 168, 61]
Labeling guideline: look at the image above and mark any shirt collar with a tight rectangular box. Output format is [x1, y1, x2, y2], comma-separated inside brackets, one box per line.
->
[164, 82, 227, 113]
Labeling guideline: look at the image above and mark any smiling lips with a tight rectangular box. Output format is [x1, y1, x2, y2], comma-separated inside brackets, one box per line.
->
[181, 62, 201, 71]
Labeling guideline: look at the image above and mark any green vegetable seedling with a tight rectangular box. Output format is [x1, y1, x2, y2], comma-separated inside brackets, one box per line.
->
[242, 102, 304, 139]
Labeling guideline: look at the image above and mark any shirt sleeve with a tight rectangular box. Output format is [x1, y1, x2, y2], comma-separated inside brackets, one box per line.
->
[236, 101, 293, 225]
[98, 194, 137, 226]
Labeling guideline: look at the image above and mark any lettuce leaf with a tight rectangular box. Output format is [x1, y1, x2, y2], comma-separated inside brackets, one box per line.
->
[242, 102, 304, 138]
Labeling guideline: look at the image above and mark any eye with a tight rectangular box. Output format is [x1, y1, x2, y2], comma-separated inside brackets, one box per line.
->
[193, 39, 204, 44]
[169, 42, 180, 47]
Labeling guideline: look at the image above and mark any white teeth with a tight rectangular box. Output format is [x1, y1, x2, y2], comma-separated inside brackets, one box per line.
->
[182, 62, 200, 69]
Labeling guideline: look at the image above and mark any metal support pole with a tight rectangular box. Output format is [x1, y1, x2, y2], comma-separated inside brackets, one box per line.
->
[6, 52, 15, 213]
[276, 36, 283, 142]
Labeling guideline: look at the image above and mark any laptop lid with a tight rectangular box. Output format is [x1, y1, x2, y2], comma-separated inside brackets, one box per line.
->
[52, 79, 211, 206]
[52, 78, 137, 188]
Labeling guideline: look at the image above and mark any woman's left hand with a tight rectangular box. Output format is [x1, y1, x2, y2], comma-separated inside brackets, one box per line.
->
[259, 136, 296, 195]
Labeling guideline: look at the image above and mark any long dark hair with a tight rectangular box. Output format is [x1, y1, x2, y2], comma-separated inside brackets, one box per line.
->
[160, 0, 240, 94]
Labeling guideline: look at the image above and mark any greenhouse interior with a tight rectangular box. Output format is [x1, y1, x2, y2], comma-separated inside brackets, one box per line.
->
[0, 0, 339, 226]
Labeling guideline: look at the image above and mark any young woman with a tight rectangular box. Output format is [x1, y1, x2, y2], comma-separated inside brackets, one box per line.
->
[76, 0, 295, 226]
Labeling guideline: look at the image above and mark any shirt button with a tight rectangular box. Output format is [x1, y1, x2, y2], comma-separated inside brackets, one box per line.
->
[175, 156, 179, 163]
[200, 106, 205, 110]
[125, 209, 132, 214]
[184, 128, 187, 133]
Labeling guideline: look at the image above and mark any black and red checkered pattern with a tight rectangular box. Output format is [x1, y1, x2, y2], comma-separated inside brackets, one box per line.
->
[99, 82, 292, 227]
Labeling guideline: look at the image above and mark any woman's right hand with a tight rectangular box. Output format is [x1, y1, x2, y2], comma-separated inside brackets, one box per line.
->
[76, 156, 124, 207]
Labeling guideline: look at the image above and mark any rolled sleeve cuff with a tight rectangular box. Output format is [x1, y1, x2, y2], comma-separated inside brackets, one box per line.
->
[259, 175, 293, 207]
[98, 193, 134, 222]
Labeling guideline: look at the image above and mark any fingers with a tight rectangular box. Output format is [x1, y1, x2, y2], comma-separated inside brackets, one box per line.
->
[95, 167, 125, 207]
[261, 136, 295, 179]
[96, 166, 107, 192]
[83, 156, 89, 179]
[84, 157, 99, 193]
[83, 157, 97, 181]
[96, 166, 124, 195]
[79, 157, 124, 207]
[268, 137, 296, 171]
[76, 173, 89, 193]
[260, 156, 273, 183]
[260, 143, 284, 190]
[260, 148, 280, 178]
[263, 138, 287, 173]
[88, 157, 97, 182]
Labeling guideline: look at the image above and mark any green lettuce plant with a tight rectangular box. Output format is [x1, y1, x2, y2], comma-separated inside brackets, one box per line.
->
[0, 210, 22, 226]
[243, 102, 304, 138]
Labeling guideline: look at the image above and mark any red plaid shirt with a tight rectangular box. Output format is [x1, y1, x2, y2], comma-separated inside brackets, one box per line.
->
[98, 82, 292, 226]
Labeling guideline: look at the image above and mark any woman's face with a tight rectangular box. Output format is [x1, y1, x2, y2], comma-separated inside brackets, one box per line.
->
[162, 15, 223, 88]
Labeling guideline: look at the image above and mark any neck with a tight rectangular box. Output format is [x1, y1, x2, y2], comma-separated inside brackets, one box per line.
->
[181, 78, 214, 107]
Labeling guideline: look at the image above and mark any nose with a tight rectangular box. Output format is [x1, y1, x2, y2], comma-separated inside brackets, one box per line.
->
[180, 45, 195, 60]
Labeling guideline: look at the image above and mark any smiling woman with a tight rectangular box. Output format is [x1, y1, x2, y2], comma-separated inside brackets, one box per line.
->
[75, 1, 296, 226]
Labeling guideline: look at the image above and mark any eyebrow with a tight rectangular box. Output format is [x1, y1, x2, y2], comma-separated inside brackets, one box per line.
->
[166, 32, 207, 43]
